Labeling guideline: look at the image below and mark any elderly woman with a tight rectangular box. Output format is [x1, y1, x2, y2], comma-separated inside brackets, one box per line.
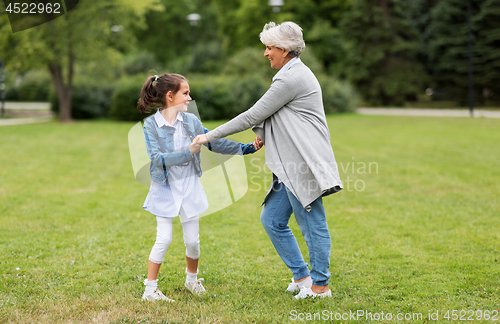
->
[194, 21, 342, 299]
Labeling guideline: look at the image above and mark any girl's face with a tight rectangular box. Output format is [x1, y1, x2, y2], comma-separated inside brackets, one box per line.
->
[264, 45, 290, 69]
[167, 81, 191, 110]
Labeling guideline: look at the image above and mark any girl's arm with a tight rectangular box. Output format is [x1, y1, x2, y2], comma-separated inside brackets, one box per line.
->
[143, 123, 197, 170]
[202, 127, 258, 155]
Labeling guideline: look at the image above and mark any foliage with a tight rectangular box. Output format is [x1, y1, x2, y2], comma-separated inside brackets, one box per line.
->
[333, 0, 429, 106]
[134, 0, 223, 74]
[0, 0, 164, 121]
[423, 0, 500, 104]
[3, 0, 499, 109]
[1, 116, 499, 323]
[122, 51, 162, 76]
[188, 74, 269, 121]
[318, 76, 360, 114]
[212, 0, 352, 62]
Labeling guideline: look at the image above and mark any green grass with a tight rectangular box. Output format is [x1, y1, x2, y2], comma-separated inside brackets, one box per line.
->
[1, 115, 499, 323]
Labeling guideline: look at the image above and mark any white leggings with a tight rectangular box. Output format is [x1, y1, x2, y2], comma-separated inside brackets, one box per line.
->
[149, 216, 200, 264]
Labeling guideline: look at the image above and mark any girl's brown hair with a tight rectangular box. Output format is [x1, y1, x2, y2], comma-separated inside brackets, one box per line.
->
[137, 73, 187, 113]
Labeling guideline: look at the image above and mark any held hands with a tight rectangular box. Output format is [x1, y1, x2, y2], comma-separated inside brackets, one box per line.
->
[189, 137, 202, 154]
[193, 134, 209, 145]
[191, 134, 263, 152]
[253, 136, 264, 151]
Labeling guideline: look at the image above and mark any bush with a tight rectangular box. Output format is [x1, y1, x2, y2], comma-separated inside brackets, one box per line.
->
[122, 51, 161, 76]
[109, 68, 359, 123]
[51, 83, 115, 119]
[318, 75, 360, 114]
[220, 47, 358, 115]
[222, 48, 275, 80]
[188, 74, 269, 121]
[12, 69, 53, 102]
[109, 76, 149, 121]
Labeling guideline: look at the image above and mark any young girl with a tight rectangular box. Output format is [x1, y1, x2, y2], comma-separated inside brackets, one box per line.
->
[137, 73, 262, 302]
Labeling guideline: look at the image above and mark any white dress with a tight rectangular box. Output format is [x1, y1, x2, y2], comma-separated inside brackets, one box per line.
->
[143, 111, 208, 219]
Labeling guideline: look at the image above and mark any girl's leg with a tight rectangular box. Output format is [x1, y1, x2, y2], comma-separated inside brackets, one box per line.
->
[144, 216, 173, 299]
[148, 216, 174, 276]
[147, 261, 162, 281]
[182, 217, 206, 295]
[186, 256, 198, 274]
[182, 217, 200, 274]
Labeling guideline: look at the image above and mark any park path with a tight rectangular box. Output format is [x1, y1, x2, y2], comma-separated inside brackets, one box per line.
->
[357, 107, 500, 118]
[0, 102, 55, 126]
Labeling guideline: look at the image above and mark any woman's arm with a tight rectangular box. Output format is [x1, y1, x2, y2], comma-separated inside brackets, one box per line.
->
[198, 76, 297, 143]
[202, 127, 260, 155]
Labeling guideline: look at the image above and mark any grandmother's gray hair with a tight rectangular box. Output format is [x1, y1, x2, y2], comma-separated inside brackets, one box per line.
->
[259, 21, 306, 58]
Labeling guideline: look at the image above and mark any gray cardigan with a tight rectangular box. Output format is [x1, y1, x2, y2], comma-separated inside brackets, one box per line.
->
[206, 62, 343, 211]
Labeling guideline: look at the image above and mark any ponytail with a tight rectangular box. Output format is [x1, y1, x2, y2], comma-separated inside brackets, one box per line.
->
[137, 73, 187, 113]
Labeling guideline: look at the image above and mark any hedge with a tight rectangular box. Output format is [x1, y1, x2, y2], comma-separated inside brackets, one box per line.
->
[51, 83, 115, 119]
[109, 76, 149, 121]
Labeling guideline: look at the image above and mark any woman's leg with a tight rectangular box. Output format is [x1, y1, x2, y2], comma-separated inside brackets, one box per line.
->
[260, 180, 310, 281]
[285, 187, 331, 293]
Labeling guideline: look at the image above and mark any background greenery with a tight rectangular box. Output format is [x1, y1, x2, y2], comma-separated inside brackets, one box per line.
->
[1, 0, 499, 121]
[1, 115, 499, 323]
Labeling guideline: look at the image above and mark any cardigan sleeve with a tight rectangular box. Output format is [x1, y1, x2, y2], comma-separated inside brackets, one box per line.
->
[205, 75, 297, 142]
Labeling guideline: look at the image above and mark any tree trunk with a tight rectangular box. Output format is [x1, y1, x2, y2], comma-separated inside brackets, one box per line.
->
[48, 40, 74, 122]
[49, 63, 73, 122]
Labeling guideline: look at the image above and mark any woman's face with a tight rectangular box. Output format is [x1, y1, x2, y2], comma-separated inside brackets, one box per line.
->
[264, 45, 290, 70]
[167, 81, 191, 110]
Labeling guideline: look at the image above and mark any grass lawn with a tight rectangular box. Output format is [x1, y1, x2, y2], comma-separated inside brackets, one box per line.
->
[0, 115, 499, 323]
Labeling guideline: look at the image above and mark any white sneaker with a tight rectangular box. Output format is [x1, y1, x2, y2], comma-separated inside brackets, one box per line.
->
[185, 278, 206, 295]
[294, 286, 332, 300]
[142, 287, 175, 302]
[287, 276, 313, 293]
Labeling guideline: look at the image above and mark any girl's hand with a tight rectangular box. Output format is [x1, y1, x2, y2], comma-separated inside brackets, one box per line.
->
[190, 138, 202, 154]
[253, 136, 264, 151]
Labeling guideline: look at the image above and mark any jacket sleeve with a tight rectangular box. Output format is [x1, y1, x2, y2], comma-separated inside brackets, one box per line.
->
[205, 75, 297, 142]
[202, 127, 256, 155]
[143, 122, 193, 170]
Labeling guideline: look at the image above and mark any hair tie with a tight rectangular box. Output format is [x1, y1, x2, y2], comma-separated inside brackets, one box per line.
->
[154, 75, 159, 82]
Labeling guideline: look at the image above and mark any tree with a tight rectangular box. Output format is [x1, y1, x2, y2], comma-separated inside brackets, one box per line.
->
[0, 0, 162, 121]
[333, 0, 429, 105]
[212, 0, 352, 67]
[425, 0, 500, 104]
[134, 0, 223, 74]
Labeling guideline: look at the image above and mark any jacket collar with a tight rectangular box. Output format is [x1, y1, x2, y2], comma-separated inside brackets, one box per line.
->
[154, 109, 184, 127]
[272, 57, 301, 82]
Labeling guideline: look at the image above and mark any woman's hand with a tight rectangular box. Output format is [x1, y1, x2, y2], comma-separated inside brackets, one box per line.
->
[193, 134, 209, 145]
[253, 136, 264, 151]
[189, 138, 202, 154]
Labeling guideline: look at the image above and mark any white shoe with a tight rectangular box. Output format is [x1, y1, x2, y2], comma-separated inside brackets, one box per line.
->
[294, 286, 332, 300]
[185, 278, 206, 295]
[287, 276, 312, 292]
[142, 287, 175, 302]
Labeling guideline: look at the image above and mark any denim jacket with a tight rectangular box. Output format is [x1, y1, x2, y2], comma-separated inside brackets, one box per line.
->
[143, 111, 256, 184]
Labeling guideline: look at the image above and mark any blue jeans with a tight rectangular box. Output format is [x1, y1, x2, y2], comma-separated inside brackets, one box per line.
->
[260, 180, 331, 286]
